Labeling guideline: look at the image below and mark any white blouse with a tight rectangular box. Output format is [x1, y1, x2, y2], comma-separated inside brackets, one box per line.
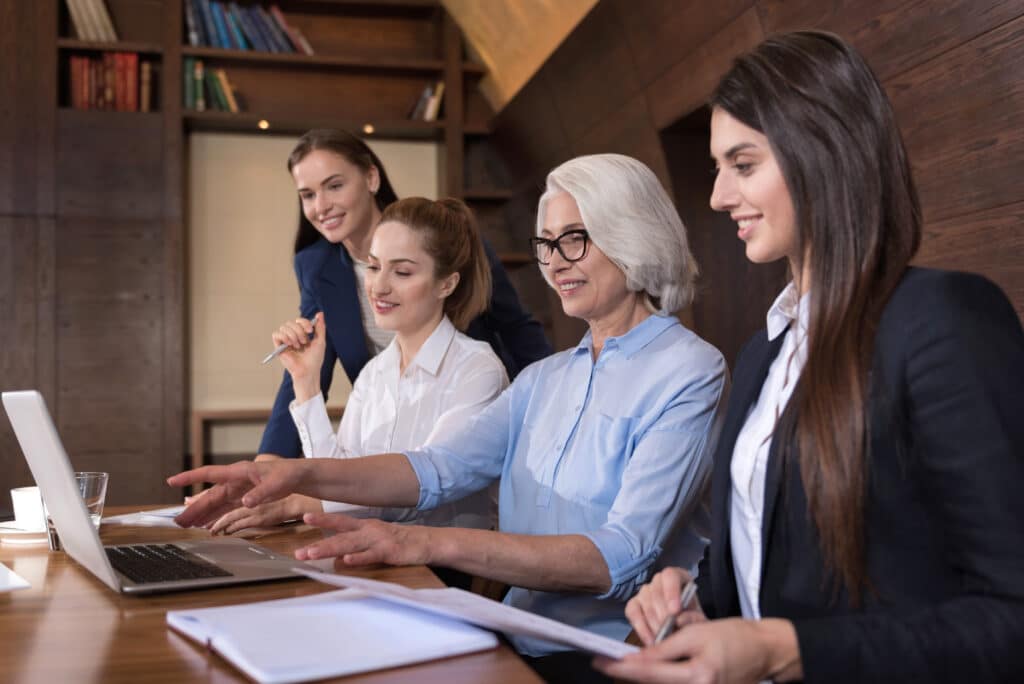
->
[730, 282, 809, 620]
[289, 316, 508, 529]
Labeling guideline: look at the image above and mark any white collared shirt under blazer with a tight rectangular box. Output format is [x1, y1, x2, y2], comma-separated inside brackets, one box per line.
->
[730, 282, 809, 620]
[289, 315, 508, 530]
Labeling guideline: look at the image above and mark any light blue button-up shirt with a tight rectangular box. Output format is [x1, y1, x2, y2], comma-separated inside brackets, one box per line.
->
[404, 313, 728, 656]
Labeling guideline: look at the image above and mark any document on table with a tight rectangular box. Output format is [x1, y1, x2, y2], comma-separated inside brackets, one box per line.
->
[299, 569, 640, 659]
[166, 589, 498, 684]
[1, 562, 30, 591]
[103, 505, 184, 527]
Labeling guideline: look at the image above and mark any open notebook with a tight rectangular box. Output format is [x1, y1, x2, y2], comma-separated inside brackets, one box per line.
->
[167, 589, 498, 684]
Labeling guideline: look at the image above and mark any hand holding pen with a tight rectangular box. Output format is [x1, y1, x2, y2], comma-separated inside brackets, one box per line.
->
[262, 313, 325, 402]
[624, 567, 706, 646]
[654, 580, 698, 643]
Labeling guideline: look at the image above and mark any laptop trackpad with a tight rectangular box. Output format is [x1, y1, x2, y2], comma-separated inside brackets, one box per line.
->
[176, 538, 291, 567]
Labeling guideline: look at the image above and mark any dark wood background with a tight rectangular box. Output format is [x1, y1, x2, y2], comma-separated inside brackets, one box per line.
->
[492, 0, 1024, 364]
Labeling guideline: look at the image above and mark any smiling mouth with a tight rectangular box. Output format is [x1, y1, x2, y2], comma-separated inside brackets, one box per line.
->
[373, 300, 397, 313]
[557, 280, 585, 294]
[319, 214, 344, 229]
[735, 216, 759, 240]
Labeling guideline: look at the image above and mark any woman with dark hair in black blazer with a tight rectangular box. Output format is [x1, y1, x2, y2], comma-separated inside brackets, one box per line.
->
[257, 129, 552, 463]
[597, 31, 1024, 683]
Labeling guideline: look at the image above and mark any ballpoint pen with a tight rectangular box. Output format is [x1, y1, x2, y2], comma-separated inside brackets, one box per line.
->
[654, 580, 698, 644]
[260, 313, 319, 364]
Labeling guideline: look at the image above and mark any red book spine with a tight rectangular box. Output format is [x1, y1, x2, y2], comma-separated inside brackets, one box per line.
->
[128, 53, 138, 112]
[69, 57, 80, 109]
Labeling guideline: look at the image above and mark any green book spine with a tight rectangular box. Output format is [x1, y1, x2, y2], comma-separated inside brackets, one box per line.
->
[206, 71, 228, 111]
[183, 57, 195, 110]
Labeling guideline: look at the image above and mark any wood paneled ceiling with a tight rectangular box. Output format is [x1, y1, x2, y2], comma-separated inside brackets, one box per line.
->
[442, 0, 597, 112]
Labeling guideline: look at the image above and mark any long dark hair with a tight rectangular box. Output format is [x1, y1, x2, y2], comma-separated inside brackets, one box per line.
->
[287, 129, 400, 254]
[711, 31, 921, 601]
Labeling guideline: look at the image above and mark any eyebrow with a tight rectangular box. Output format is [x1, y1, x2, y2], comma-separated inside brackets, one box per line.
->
[368, 254, 419, 265]
[296, 174, 344, 194]
[539, 222, 585, 238]
[722, 142, 757, 160]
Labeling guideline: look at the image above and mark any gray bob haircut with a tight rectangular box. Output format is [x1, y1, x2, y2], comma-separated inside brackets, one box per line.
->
[536, 153, 698, 314]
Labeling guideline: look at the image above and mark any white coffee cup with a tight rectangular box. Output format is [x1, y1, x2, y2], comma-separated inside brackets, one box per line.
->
[11, 486, 46, 532]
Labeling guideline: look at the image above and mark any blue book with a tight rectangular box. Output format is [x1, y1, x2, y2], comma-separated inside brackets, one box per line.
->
[256, 6, 293, 53]
[195, 0, 218, 48]
[225, 11, 249, 50]
[244, 5, 279, 53]
[230, 3, 268, 52]
[210, 1, 233, 49]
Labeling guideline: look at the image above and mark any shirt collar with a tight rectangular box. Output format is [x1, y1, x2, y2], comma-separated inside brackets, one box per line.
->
[405, 316, 456, 376]
[573, 313, 678, 359]
[766, 282, 810, 341]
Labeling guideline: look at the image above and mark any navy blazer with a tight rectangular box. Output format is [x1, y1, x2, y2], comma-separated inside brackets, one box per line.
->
[259, 237, 552, 458]
[697, 268, 1024, 682]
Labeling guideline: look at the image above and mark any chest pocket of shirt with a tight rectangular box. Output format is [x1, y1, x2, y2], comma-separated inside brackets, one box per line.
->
[559, 412, 637, 508]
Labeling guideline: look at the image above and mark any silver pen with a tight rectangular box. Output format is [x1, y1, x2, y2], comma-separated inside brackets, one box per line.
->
[260, 313, 319, 365]
[654, 580, 698, 644]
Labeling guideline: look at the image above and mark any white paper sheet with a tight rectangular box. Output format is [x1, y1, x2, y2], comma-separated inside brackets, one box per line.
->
[167, 588, 498, 684]
[0, 561, 31, 591]
[103, 505, 185, 527]
[298, 569, 639, 659]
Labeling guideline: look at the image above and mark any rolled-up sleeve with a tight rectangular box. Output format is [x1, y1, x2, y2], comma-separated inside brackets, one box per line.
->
[404, 381, 516, 510]
[586, 357, 727, 600]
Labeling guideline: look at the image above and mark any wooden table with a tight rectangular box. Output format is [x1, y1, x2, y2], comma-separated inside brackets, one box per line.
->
[0, 507, 540, 683]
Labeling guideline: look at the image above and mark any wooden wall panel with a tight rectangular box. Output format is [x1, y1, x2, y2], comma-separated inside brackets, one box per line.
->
[888, 14, 1024, 224]
[54, 219, 167, 504]
[492, 71, 571, 187]
[757, 0, 1023, 81]
[541, 1, 643, 142]
[0, 1, 55, 217]
[613, 0, 754, 86]
[915, 200, 1024, 319]
[56, 111, 164, 220]
[571, 91, 671, 190]
[645, 7, 764, 130]
[0, 219, 43, 503]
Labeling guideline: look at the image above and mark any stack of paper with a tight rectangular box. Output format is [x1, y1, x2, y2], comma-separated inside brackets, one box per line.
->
[167, 589, 498, 684]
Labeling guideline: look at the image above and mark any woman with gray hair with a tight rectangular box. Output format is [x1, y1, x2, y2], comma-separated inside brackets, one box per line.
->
[169, 153, 728, 681]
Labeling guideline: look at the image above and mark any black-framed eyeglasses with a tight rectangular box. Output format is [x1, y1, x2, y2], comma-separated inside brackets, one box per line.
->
[529, 229, 590, 265]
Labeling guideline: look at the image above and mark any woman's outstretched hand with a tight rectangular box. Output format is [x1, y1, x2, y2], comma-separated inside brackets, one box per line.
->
[168, 459, 311, 528]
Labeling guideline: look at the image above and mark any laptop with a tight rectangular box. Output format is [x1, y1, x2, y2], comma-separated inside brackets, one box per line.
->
[2, 390, 315, 594]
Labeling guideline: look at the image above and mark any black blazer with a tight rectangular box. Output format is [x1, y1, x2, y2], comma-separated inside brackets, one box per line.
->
[258, 237, 552, 458]
[697, 268, 1024, 682]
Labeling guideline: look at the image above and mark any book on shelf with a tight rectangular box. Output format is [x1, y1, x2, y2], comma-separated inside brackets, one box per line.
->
[194, 59, 206, 111]
[67, 52, 152, 112]
[194, 0, 218, 49]
[66, 0, 119, 42]
[209, 1, 233, 49]
[183, 60, 244, 113]
[423, 80, 445, 122]
[183, 0, 203, 46]
[269, 5, 314, 55]
[215, 69, 240, 112]
[187, 0, 307, 54]
[139, 61, 153, 112]
[408, 83, 433, 120]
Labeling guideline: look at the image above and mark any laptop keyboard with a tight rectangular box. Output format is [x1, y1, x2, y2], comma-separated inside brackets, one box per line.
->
[105, 543, 233, 584]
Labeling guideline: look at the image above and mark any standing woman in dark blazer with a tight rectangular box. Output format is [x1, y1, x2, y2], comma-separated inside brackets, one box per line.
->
[257, 129, 551, 461]
[598, 31, 1024, 683]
